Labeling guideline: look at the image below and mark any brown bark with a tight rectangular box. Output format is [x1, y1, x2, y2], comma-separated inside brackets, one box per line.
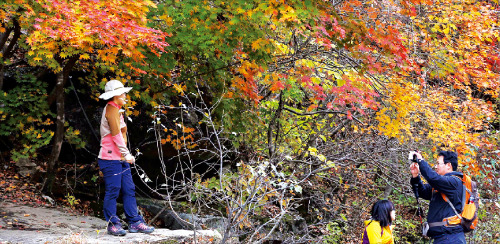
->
[0, 26, 13, 52]
[43, 57, 79, 194]
[0, 24, 12, 91]
[0, 18, 21, 91]
[267, 92, 283, 158]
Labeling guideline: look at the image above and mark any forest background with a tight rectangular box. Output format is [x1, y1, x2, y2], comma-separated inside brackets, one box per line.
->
[0, 0, 499, 243]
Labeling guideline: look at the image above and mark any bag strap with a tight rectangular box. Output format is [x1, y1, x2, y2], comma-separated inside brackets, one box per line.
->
[441, 193, 462, 220]
[440, 175, 467, 211]
[428, 175, 466, 227]
[428, 221, 447, 227]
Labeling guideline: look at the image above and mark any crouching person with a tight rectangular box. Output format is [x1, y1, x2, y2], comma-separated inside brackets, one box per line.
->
[362, 199, 396, 244]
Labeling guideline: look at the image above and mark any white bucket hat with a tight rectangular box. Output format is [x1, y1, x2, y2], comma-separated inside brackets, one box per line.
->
[98, 80, 132, 100]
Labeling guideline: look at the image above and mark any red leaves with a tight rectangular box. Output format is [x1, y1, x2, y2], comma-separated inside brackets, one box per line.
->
[314, 14, 346, 42]
[233, 76, 260, 104]
[26, 0, 169, 73]
[269, 80, 285, 92]
[347, 110, 353, 120]
[232, 60, 263, 103]
[299, 75, 327, 101]
[0, 163, 48, 207]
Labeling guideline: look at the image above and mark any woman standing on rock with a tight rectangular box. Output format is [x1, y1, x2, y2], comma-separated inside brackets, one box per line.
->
[98, 80, 154, 236]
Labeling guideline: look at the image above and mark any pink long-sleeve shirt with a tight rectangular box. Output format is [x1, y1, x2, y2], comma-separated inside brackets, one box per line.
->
[98, 101, 130, 160]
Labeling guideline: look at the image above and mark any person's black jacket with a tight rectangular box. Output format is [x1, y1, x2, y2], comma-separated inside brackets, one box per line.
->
[410, 159, 464, 238]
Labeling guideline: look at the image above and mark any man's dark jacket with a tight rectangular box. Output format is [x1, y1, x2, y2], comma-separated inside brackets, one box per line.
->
[410, 159, 464, 238]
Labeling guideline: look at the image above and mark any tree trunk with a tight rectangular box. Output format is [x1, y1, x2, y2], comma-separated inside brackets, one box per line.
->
[0, 65, 5, 91]
[43, 57, 78, 194]
[44, 71, 65, 194]
[267, 92, 283, 158]
[0, 18, 20, 91]
[383, 184, 393, 199]
[0, 27, 11, 91]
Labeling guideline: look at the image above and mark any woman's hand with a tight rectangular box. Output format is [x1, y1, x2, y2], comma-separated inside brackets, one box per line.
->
[125, 154, 135, 164]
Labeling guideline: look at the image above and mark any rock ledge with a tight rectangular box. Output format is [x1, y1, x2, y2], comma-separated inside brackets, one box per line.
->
[0, 202, 221, 244]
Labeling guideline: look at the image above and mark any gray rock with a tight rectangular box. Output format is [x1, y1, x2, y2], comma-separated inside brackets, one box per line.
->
[136, 198, 225, 231]
[0, 201, 222, 244]
[14, 158, 37, 177]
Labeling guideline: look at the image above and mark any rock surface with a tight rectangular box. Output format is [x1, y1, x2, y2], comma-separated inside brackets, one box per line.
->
[136, 198, 225, 231]
[13, 158, 37, 178]
[0, 201, 221, 244]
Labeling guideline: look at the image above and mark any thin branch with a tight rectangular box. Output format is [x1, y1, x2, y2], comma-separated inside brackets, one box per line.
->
[283, 107, 364, 124]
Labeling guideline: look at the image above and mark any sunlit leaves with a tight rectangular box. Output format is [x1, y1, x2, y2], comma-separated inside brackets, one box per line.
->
[23, 0, 169, 72]
[389, 0, 500, 174]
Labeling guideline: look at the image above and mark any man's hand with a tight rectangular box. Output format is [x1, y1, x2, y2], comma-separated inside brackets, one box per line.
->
[409, 151, 423, 178]
[408, 151, 423, 162]
[410, 163, 420, 178]
[413, 151, 423, 161]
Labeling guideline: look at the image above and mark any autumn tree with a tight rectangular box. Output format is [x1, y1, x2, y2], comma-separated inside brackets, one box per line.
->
[135, 0, 425, 242]
[1, 0, 498, 241]
[139, 0, 500, 242]
[0, 0, 169, 192]
[377, 0, 500, 175]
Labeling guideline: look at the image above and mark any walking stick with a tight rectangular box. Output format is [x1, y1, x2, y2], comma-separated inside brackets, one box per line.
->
[412, 182, 424, 229]
[409, 153, 425, 235]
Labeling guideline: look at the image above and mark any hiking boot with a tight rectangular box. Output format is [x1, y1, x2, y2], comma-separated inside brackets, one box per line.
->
[107, 224, 127, 236]
[128, 221, 155, 234]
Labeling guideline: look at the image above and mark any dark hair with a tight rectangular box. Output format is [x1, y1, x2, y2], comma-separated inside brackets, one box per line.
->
[370, 200, 394, 227]
[438, 151, 458, 171]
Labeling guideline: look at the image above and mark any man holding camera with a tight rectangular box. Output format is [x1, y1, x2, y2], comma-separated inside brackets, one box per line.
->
[409, 151, 466, 243]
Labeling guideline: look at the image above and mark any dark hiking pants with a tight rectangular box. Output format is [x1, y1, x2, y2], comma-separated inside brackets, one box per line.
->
[98, 159, 143, 225]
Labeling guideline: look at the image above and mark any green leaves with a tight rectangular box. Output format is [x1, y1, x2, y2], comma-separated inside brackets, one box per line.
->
[0, 73, 54, 160]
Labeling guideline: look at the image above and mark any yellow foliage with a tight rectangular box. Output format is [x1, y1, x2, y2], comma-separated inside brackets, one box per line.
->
[173, 84, 185, 95]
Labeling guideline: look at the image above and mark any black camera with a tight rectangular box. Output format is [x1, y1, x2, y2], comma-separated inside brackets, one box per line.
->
[409, 151, 419, 163]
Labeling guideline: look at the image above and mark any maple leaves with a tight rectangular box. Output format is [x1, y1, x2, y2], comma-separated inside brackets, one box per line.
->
[145, 0, 499, 174]
[23, 0, 169, 73]
[385, 0, 500, 174]
[1, 0, 498, 241]
[0, 0, 495, 183]
[407, 0, 499, 91]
